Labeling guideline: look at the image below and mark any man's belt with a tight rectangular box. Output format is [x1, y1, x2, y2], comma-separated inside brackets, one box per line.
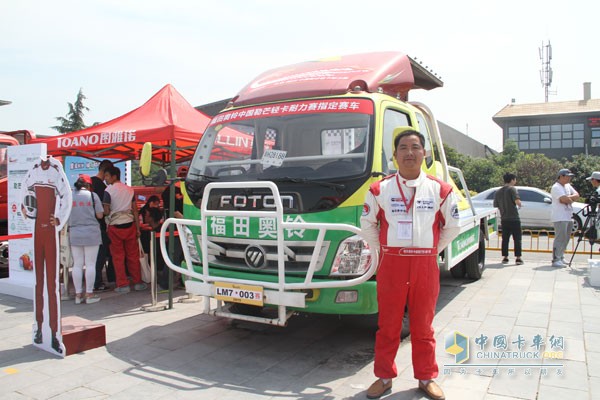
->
[381, 246, 437, 256]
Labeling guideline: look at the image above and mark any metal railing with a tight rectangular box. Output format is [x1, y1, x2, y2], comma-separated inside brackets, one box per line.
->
[486, 229, 597, 254]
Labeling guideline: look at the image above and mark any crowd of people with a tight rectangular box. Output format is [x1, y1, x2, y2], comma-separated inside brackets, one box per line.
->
[66, 160, 187, 305]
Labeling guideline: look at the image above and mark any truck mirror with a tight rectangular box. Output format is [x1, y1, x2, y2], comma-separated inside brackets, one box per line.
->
[387, 160, 397, 172]
[140, 142, 152, 177]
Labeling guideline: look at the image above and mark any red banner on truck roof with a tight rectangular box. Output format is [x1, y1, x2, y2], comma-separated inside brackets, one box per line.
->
[209, 98, 373, 126]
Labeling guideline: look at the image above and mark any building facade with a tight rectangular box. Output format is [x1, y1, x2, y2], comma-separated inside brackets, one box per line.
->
[493, 83, 600, 159]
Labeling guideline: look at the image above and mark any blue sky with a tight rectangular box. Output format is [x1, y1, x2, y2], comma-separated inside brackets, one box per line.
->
[2, 0, 599, 151]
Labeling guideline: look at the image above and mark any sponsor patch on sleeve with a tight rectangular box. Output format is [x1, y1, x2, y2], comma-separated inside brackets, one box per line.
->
[362, 203, 370, 216]
[451, 204, 459, 219]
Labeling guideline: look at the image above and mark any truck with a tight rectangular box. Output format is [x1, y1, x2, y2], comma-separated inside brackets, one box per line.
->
[151, 52, 498, 326]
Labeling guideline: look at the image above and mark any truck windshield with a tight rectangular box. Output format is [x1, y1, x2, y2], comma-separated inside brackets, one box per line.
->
[189, 99, 373, 183]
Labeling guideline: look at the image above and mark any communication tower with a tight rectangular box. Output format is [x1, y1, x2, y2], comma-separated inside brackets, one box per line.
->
[539, 41, 555, 102]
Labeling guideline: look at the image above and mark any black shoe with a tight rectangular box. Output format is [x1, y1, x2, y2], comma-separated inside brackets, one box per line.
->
[51, 335, 62, 354]
[94, 284, 110, 292]
[515, 258, 524, 265]
[34, 330, 42, 344]
[502, 257, 509, 264]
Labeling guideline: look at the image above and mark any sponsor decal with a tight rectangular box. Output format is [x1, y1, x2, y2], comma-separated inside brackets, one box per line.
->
[362, 203, 370, 216]
[415, 198, 434, 211]
[451, 204, 459, 219]
[57, 130, 137, 149]
[209, 99, 374, 126]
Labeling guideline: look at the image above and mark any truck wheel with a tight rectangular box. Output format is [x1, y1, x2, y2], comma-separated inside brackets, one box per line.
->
[465, 229, 486, 280]
[450, 262, 466, 279]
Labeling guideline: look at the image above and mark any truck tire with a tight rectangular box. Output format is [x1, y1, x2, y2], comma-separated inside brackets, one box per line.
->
[450, 262, 466, 279]
[465, 229, 486, 280]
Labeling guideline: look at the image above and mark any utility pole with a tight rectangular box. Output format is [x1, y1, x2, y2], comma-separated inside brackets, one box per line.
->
[539, 41, 555, 102]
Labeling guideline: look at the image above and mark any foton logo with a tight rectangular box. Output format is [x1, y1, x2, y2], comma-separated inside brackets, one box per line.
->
[244, 245, 268, 269]
[219, 195, 294, 209]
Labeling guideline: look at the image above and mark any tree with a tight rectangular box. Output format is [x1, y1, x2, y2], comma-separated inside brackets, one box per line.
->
[513, 153, 561, 191]
[462, 157, 501, 193]
[566, 153, 600, 200]
[51, 88, 89, 134]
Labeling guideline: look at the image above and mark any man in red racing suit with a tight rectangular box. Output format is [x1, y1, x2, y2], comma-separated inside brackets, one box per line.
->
[361, 129, 460, 400]
[22, 157, 72, 355]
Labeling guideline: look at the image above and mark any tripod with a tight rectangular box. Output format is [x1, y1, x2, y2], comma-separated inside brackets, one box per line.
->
[568, 204, 598, 267]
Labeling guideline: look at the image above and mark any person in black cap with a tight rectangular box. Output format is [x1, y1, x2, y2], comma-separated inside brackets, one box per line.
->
[550, 168, 579, 267]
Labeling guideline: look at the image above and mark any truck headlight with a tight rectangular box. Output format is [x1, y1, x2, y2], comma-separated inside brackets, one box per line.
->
[183, 227, 201, 264]
[330, 235, 373, 276]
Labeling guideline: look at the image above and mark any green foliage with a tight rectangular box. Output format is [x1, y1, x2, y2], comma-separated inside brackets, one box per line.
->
[442, 144, 467, 170]
[52, 88, 89, 134]
[565, 154, 600, 199]
[513, 153, 561, 191]
[461, 157, 501, 192]
[447, 139, 600, 197]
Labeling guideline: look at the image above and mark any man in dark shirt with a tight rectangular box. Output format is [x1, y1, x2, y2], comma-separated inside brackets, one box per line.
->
[493, 173, 523, 265]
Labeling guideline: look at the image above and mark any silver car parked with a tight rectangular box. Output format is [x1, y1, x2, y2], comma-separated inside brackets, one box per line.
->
[470, 186, 585, 232]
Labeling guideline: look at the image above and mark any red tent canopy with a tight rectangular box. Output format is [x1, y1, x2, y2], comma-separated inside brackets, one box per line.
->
[33, 84, 210, 164]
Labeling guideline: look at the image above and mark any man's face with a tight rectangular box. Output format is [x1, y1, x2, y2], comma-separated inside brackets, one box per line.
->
[104, 172, 115, 185]
[149, 200, 160, 208]
[394, 134, 425, 176]
[591, 179, 600, 188]
[559, 175, 572, 184]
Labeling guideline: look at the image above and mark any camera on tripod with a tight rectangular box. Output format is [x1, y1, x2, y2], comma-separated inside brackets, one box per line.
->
[584, 191, 600, 214]
[587, 191, 600, 205]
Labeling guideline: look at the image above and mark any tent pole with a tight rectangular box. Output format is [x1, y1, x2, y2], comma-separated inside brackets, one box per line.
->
[168, 140, 176, 309]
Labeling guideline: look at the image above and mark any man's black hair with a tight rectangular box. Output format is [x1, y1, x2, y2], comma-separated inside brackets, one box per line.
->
[394, 129, 426, 150]
[503, 173, 517, 184]
[98, 159, 114, 173]
[147, 195, 160, 204]
[146, 207, 164, 230]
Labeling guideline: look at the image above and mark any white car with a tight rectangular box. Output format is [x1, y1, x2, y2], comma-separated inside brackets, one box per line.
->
[470, 186, 586, 232]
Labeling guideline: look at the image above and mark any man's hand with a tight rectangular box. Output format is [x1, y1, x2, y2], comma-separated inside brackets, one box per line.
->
[49, 214, 60, 227]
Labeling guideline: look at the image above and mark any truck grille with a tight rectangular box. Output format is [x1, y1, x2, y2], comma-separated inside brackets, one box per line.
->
[200, 236, 330, 274]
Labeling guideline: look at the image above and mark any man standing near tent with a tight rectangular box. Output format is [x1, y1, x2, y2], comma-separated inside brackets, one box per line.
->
[103, 166, 147, 293]
[92, 159, 115, 290]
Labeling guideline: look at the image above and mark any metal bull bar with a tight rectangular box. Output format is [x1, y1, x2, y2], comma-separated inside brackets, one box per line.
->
[159, 181, 379, 326]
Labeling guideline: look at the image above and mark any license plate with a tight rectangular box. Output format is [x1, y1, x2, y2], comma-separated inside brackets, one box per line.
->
[214, 282, 264, 306]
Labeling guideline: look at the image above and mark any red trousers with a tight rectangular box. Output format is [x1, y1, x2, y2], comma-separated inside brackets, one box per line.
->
[34, 225, 58, 333]
[107, 224, 142, 288]
[374, 253, 440, 380]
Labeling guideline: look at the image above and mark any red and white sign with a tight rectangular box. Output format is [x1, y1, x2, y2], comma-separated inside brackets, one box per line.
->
[209, 98, 374, 126]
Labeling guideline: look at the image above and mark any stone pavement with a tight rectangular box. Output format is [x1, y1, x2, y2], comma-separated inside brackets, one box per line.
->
[1, 250, 599, 400]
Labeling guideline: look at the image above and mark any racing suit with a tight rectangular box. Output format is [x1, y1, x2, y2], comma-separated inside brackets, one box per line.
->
[360, 171, 460, 380]
[22, 157, 71, 353]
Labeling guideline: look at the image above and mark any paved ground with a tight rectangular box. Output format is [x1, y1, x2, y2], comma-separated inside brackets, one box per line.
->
[1, 250, 600, 399]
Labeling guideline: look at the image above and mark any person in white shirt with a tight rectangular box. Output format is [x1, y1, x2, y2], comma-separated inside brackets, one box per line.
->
[103, 166, 147, 293]
[550, 169, 579, 268]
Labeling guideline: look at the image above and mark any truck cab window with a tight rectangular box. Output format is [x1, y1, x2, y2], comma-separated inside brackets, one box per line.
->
[382, 109, 410, 173]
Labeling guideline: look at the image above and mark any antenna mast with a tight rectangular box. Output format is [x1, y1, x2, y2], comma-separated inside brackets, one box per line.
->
[539, 41, 554, 102]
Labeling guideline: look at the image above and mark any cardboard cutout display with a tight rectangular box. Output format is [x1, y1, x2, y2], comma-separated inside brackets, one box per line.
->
[21, 156, 72, 356]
